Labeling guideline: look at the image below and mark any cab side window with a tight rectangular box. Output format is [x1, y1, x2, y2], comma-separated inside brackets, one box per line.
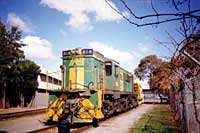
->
[126, 75, 131, 82]
[105, 62, 112, 76]
[114, 65, 119, 77]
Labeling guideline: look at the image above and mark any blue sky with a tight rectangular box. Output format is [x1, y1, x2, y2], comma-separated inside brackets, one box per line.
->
[1, 0, 199, 76]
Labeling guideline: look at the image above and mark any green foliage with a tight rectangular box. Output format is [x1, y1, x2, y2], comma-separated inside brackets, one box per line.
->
[18, 60, 40, 89]
[0, 20, 40, 107]
[0, 20, 26, 107]
[135, 29, 200, 97]
[134, 55, 172, 96]
[134, 55, 162, 80]
[0, 20, 24, 84]
[0, 21, 24, 61]
[129, 105, 177, 133]
[14, 60, 40, 107]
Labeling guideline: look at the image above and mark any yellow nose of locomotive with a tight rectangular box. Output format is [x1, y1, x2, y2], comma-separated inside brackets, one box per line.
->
[47, 94, 68, 122]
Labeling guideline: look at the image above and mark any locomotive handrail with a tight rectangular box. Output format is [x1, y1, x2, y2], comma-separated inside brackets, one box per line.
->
[68, 81, 94, 90]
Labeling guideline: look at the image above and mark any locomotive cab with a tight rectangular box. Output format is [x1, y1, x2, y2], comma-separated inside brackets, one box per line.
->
[47, 48, 105, 125]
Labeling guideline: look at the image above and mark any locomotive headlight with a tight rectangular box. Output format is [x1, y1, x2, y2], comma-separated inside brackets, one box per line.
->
[82, 49, 86, 55]
[88, 49, 93, 54]
[63, 50, 71, 56]
[81, 49, 93, 55]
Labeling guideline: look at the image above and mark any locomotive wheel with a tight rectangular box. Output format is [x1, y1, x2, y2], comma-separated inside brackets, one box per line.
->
[57, 119, 71, 133]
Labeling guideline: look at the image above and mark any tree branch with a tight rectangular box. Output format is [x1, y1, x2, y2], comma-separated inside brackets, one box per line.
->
[105, 0, 200, 27]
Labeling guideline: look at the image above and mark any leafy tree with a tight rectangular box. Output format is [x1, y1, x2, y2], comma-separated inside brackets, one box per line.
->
[135, 55, 162, 80]
[0, 20, 25, 108]
[16, 60, 40, 107]
[0, 20, 40, 108]
[149, 62, 172, 97]
[134, 55, 172, 98]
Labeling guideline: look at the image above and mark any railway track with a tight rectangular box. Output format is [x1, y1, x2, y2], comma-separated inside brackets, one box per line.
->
[28, 107, 137, 133]
[0, 108, 46, 120]
[27, 124, 93, 133]
[27, 125, 57, 133]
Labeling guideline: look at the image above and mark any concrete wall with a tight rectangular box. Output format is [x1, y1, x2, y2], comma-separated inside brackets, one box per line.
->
[32, 89, 49, 107]
[171, 75, 200, 133]
[184, 75, 200, 133]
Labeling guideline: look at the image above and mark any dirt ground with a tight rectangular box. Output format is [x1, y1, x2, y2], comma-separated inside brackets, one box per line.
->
[81, 104, 155, 133]
[0, 113, 47, 133]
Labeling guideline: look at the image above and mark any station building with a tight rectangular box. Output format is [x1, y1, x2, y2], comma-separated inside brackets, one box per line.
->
[31, 66, 62, 107]
[0, 66, 62, 108]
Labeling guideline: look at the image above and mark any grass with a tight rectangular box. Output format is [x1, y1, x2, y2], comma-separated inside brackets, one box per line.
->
[129, 105, 178, 133]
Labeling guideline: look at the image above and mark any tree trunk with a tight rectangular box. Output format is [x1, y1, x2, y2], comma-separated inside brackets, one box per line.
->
[2, 83, 6, 109]
[20, 94, 24, 107]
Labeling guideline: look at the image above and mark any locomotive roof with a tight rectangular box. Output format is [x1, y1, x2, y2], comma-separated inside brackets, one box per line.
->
[62, 48, 133, 75]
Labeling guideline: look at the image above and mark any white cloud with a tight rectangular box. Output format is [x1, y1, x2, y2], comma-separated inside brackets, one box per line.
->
[7, 13, 32, 32]
[22, 36, 55, 59]
[90, 0, 123, 22]
[89, 41, 134, 71]
[65, 13, 93, 32]
[40, 0, 127, 32]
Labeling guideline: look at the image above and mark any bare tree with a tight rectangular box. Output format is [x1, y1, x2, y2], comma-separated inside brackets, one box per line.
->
[106, 0, 200, 130]
[105, 0, 200, 27]
[106, 0, 200, 74]
[105, 0, 200, 53]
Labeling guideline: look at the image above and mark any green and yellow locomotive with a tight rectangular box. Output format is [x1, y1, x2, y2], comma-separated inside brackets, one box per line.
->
[47, 48, 138, 129]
